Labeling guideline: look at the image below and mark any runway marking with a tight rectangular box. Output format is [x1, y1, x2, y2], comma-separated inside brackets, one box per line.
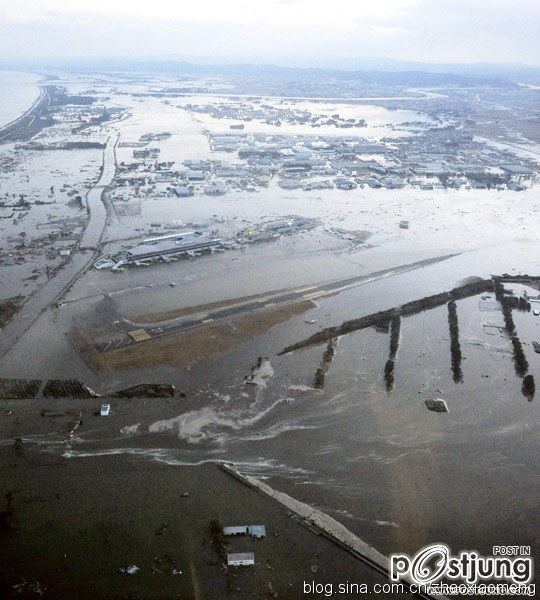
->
[296, 285, 318, 293]
[302, 290, 327, 300]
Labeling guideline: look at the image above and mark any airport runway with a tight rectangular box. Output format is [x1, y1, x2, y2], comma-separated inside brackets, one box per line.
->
[101, 253, 457, 351]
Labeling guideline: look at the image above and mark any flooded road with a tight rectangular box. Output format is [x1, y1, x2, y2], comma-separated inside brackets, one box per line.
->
[0, 133, 117, 357]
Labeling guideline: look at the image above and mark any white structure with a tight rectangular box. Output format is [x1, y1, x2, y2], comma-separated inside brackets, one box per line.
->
[248, 525, 266, 538]
[187, 170, 205, 181]
[100, 404, 111, 416]
[204, 181, 227, 196]
[227, 553, 255, 567]
[223, 526, 247, 536]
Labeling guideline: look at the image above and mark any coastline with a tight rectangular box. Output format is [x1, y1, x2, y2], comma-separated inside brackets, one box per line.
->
[0, 83, 50, 143]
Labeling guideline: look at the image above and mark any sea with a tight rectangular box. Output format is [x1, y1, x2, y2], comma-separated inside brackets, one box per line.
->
[0, 70, 41, 127]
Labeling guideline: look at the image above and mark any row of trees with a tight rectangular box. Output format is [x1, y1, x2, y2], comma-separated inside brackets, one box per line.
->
[447, 300, 463, 383]
[494, 279, 533, 396]
[313, 339, 337, 390]
[384, 315, 401, 391]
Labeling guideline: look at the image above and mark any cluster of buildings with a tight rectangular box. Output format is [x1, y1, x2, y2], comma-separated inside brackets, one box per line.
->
[94, 230, 224, 271]
[110, 120, 537, 211]
[93, 217, 317, 271]
[223, 524, 266, 568]
[187, 99, 367, 129]
[209, 129, 537, 193]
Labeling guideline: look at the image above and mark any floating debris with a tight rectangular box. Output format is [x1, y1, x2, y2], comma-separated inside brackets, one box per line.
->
[119, 565, 139, 575]
[425, 398, 449, 413]
[120, 423, 140, 436]
[245, 357, 274, 387]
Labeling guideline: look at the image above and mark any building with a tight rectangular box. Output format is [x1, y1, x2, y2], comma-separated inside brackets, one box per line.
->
[278, 178, 303, 190]
[223, 524, 266, 538]
[223, 526, 247, 536]
[204, 181, 227, 196]
[335, 177, 357, 190]
[174, 186, 194, 197]
[248, 525, 266, 539]
[187, 170, 205, 181]
[227, 553, 255, 567]
[118, 231, 223, 264]
[100, 404, 111, 416]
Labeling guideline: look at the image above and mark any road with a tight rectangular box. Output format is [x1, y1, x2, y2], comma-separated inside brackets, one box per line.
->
[0, 133, 118, 358]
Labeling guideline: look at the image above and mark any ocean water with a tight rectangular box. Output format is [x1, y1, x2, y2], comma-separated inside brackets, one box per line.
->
[0, 70, 41, 127]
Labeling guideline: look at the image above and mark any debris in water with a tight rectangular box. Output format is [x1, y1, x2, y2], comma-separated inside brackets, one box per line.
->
[375, 519, 399, 528]
[425, 398, 449, 413]
[120, 423, 140, 436]
[12, 580, 44, 596]
[245, 357, 274, 387]
[119, 565, 139, 575]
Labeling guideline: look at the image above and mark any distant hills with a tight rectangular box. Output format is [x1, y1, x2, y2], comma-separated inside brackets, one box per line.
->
[2, 56, 538, 87]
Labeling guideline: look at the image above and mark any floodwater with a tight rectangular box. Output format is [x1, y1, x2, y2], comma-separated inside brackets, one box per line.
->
[6, 249, 538, 563]
[0, 70, 41, 127]
[1, 77, 539, 569]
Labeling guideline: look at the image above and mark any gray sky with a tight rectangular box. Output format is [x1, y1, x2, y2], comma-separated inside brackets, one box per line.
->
[1, 0, 539, 65]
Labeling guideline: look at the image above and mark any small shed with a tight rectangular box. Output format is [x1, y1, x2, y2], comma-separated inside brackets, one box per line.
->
[227, 553, 255, 567]
[248, 525, 266, 538]
[100, 404, 111, 416]
[223, 526, 247, 536]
